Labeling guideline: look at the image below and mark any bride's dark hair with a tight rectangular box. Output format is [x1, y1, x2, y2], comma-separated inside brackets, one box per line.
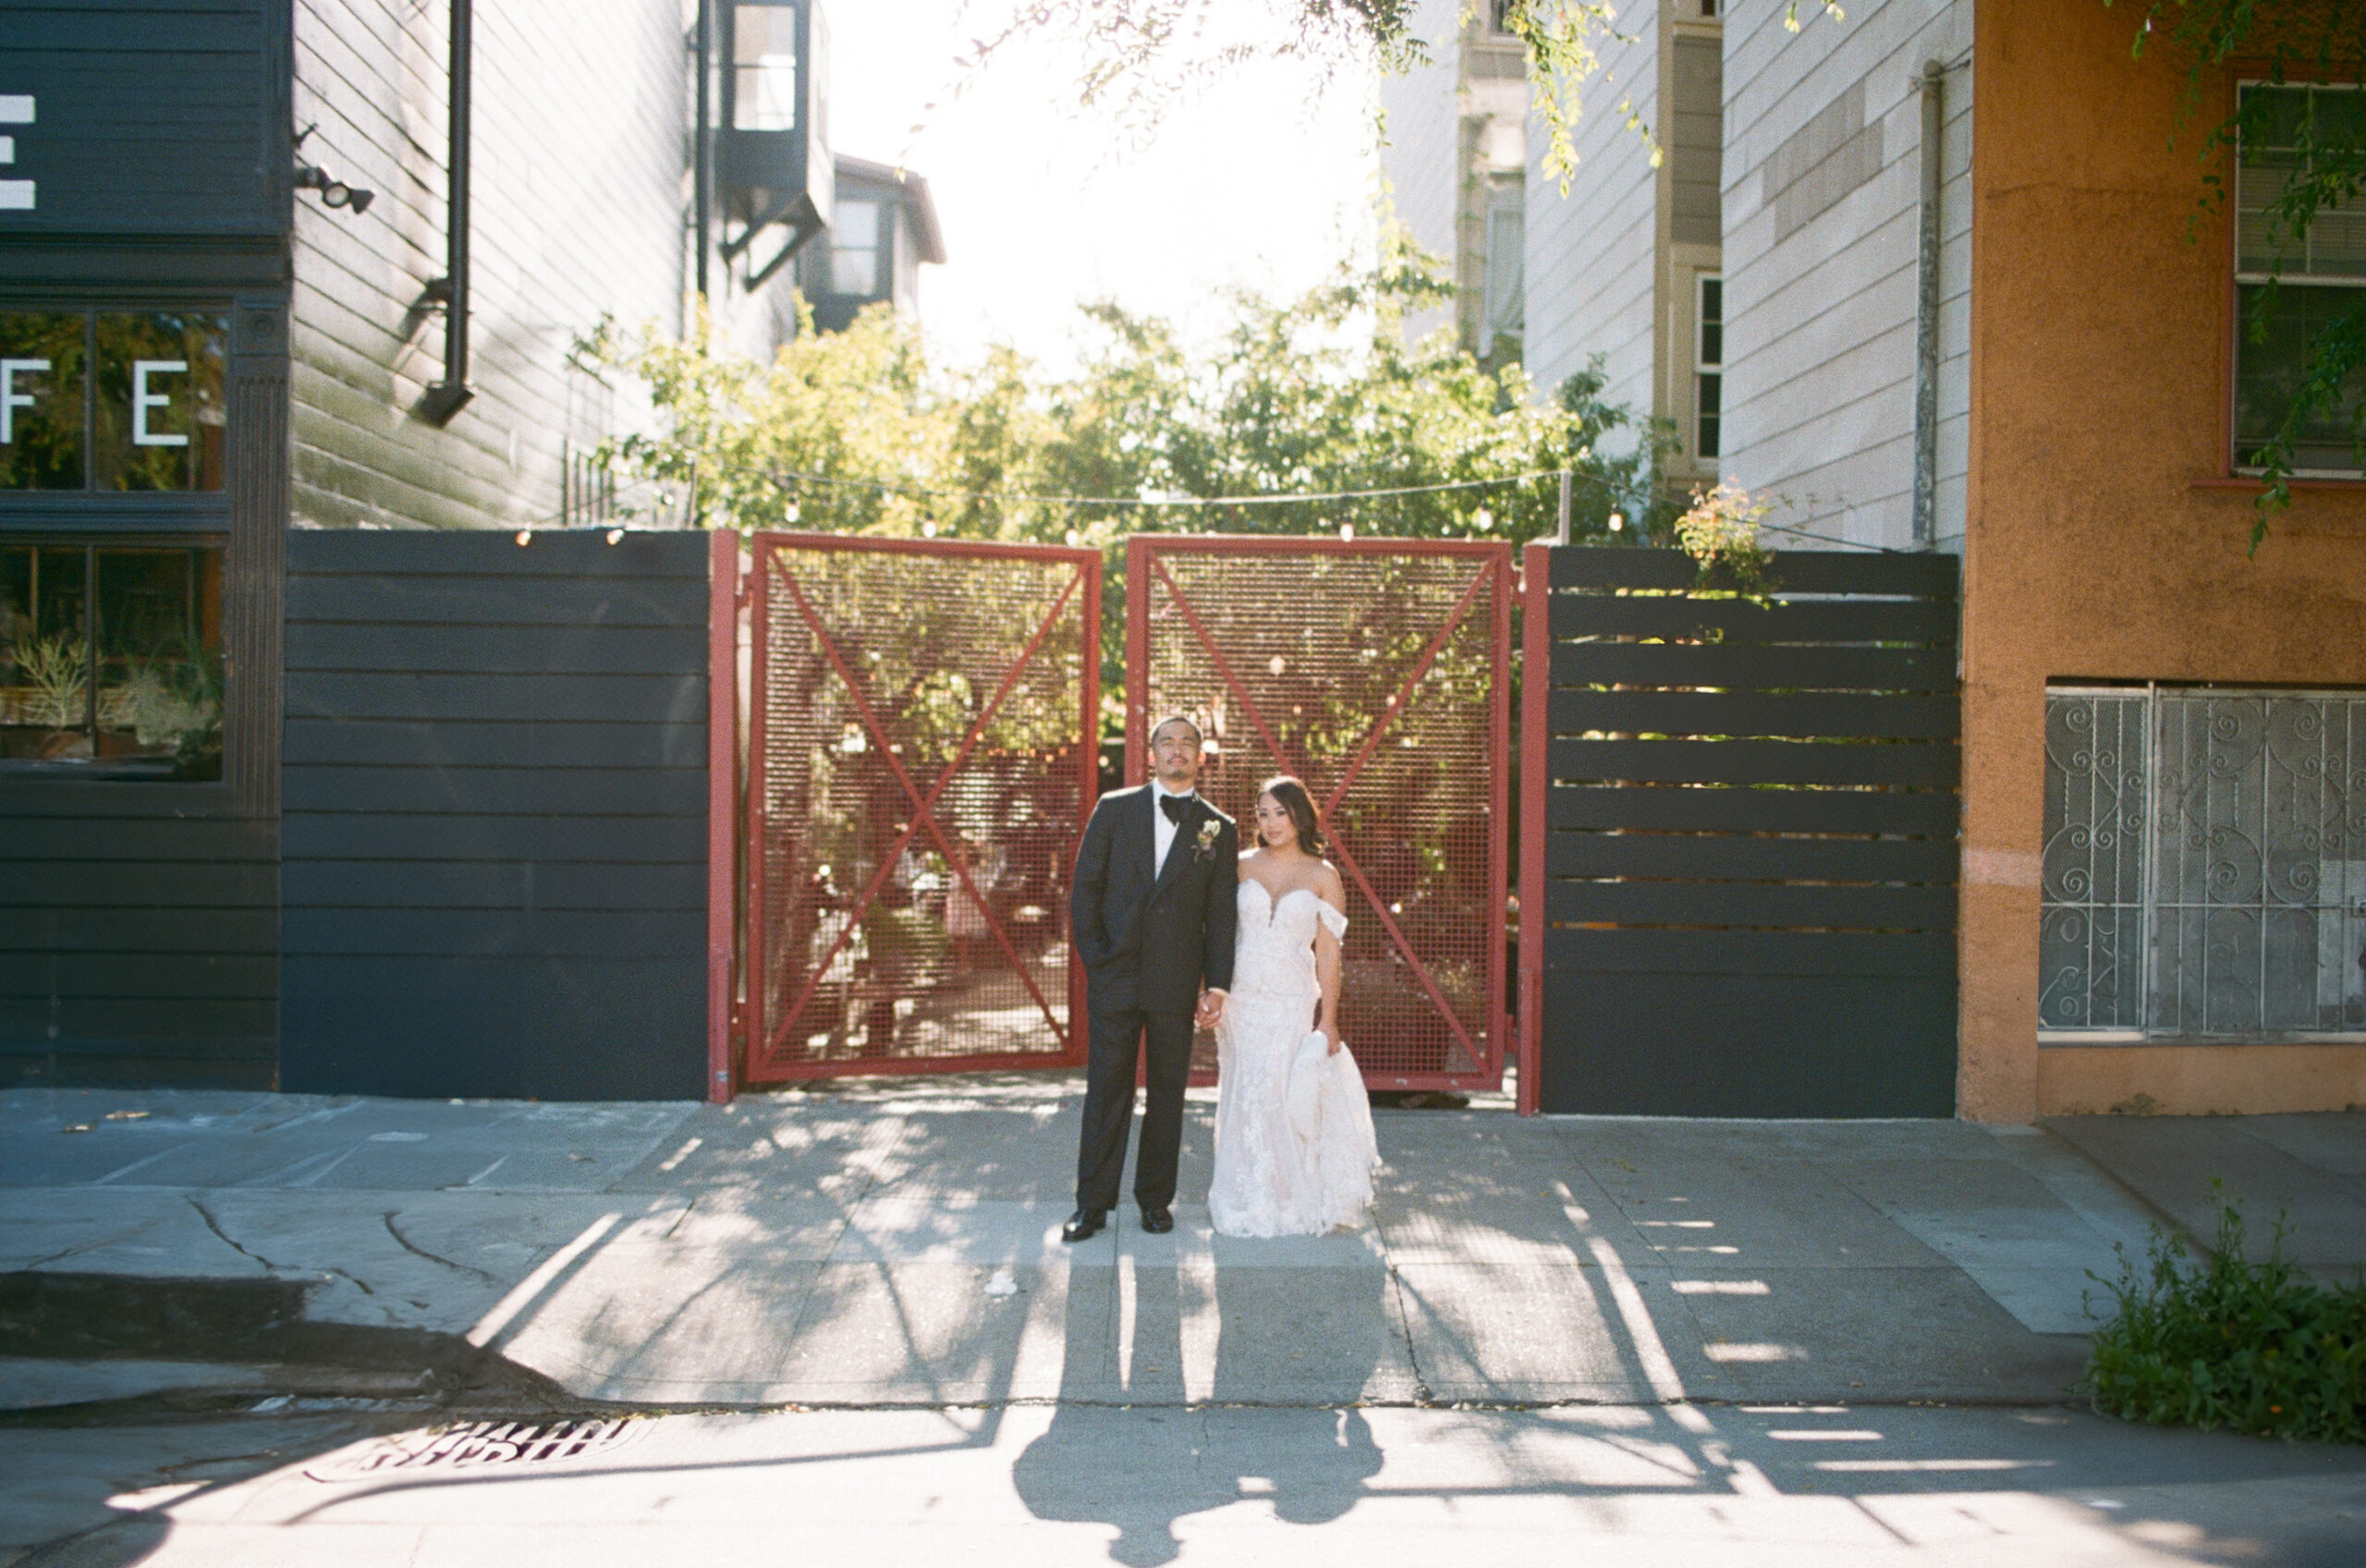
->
[1257, 775, 1326, 856]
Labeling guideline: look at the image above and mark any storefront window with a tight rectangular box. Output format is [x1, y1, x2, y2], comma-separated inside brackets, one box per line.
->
[0, 310, 226, 492]
[0, 312, 88, 489]
[0, 540, 224, 779]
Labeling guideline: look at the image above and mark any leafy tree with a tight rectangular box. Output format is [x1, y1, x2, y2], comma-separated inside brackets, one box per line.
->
[2103, 1, 2366, 545]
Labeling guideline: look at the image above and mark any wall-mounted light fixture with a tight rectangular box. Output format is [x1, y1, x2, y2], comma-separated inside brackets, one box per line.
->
[292, 125, 375, 215]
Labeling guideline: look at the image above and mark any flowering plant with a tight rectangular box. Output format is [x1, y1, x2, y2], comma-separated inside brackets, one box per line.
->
[1194, 818, 1222, 858]
[1674, 480, 1774, 591]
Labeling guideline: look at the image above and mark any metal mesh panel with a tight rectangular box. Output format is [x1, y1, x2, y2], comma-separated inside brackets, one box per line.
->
[1129, 540, 1511, 1089]
[2041, 692, 2150, 1029]
[748, 538, 1098, 1080]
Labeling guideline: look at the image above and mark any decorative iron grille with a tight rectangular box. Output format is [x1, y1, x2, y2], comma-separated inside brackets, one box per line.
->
[1127, 538, 1512, 1090]
[746, 537, 1099, 1080]
[2042, 688, 2366, 1039]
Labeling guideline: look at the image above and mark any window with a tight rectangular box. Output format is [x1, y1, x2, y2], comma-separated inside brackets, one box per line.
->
[1488, 0, 1515, 33]
[1482, 199, 1523, 357]
[829, 199, 882, 298]
[2234, 83, 2366, 473]
[1, 540, 223, 779]
[1695, 273, 1723, 461]
[731, 1, 799, 132]
[0, 310, 226, 491]
[2042, 687, 2366, 1039]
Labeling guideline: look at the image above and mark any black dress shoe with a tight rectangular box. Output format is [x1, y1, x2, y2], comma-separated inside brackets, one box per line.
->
[1139, 1205, 1175, 1234]
[1060, 1208, 1106, 1243]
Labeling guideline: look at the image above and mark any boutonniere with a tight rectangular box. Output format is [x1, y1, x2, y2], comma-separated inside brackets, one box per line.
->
[1194, 818, 1222, 859]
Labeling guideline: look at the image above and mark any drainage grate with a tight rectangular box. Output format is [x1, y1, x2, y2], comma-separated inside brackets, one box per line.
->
[305, 1417, 644, 1480]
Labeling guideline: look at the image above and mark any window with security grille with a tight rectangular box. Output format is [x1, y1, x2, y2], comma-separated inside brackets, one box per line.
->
[2234, 82, 2366, 475]
[2043, 687, 2366, 1039]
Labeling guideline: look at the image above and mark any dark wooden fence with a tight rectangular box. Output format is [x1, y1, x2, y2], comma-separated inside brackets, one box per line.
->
[1521, 546, 1960, 1116]
[280, 529, 710, 1100]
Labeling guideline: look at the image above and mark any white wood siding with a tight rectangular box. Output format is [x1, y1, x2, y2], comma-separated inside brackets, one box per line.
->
[1380, 0, 1468, 346]
[1521, 14, 1658, 443]
[1720, 0, 1970, 552]
[289, 0, 685, 531]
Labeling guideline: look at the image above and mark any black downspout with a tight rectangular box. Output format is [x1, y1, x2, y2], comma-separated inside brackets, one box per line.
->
[421, 0, 474, 425]
[694, 0, 712, 302]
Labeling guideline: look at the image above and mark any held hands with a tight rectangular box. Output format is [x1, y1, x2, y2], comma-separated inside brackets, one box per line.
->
[1195, 990, 1226, 1029]
[1320, 1015, 1343, 1056]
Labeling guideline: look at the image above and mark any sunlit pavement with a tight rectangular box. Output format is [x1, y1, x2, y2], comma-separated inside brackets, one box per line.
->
[6, 1403, 2366, 1566]
[4, 1084, 2365, 1561]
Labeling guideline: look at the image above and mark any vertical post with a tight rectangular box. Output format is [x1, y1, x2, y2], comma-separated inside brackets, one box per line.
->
[705, 529, 739, 1103]
[1123, 536, 1151, 787]
[1074, 549, 1102, 1067]
[422, 0, 474, 424]
[1487, 547, 1513, 1094]
[1555, 469, 1572, 546]
[1518, 541, 1552, 1115]
[744, 539, 772, 1081]
[1912, 59, 1945, 550]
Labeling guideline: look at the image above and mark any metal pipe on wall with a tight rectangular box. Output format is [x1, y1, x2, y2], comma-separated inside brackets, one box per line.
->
[422, 0, 474, 424]
[694, 0, 712, 302]
[1911, 57, 1944, 550]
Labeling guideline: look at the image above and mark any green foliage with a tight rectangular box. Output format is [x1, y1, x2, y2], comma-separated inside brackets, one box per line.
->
[2105, 0, 2366, 547]
[2085, 1185, 2366, 1443]
[585, 252, 1661, 549]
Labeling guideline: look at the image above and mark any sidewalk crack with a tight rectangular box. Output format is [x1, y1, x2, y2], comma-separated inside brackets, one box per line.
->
[188, 1197, 285, 1272]
[383, 1211, 499, 1283]
[1384, 1262, 1436, 1405]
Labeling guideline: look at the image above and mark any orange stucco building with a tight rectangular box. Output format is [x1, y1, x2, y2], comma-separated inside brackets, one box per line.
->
[1960, 1, 2366, 1118]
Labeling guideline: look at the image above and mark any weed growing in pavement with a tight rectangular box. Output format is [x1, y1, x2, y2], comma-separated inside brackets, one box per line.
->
[2084, 1183, 2366, 1443]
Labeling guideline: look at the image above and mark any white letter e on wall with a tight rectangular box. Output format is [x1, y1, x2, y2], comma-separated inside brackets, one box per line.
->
[133, 359, 189, 446]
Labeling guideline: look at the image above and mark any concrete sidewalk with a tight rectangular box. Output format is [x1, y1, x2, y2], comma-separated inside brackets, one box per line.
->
[2, 1080, 2360, 1411]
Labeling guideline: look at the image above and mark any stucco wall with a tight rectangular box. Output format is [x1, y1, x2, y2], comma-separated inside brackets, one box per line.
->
[1960, 0, 2366, 1119]
[1721, 0, 1970, 552]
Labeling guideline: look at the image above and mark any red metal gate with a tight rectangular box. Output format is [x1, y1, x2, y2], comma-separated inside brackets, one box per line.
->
[1126, 537, 1513, 1092]
[743, 535, 1101, 1082]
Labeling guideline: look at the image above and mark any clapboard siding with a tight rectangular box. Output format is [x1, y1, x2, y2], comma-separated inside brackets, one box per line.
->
[279, 529, 710, 1100]
[0, 800, 279, 1088]
[288, 0, 684, 531]
[1523, 11, 1659, 417]
[1720, 0, 1973, 552]
[1377, 0, 1466, 346]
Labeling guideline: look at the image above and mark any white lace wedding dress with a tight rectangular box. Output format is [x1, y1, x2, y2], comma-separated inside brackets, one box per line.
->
[1208, 881, 1380, 1237]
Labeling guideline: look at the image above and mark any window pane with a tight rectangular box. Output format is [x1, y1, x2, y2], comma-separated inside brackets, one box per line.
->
[831, 202, 881, 296]
[733, 4, 798, 131]
[2, 544, 91, 761]
[92, 312, 227, 492]
[2237, 83, 2366, 279]
[1698, 276, 1723, 367]
[93, 546, 222, 778]
[0, 312, 86, 489]
[1, 541, 222, 778]
[2234, 281, 2366, 470]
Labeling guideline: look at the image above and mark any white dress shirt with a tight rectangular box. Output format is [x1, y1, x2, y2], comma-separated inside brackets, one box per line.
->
[1151, 783, 1196, 873]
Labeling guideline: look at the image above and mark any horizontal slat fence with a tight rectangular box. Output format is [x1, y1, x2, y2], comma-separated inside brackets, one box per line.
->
[279, 529, 710, 1100]
[1521, 546, 1960, 1116]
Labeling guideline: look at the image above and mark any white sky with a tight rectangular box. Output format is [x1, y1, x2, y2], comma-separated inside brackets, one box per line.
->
[823, 2, 1384, 374]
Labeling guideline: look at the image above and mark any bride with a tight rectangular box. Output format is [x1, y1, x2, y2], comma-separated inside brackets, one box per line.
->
[1208, 775, 1380, 1237]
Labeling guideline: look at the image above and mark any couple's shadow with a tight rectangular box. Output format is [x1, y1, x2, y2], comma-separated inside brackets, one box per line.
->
[1012, 1226, 1384, 1566]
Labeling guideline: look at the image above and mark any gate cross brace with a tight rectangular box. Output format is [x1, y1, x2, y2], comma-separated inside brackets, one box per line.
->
[1145, 552, 1494, 1065]
[760, 560, 1083, 1061]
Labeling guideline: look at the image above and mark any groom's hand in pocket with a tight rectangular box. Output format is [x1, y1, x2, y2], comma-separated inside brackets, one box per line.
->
[1195, 989, 1226, 1029]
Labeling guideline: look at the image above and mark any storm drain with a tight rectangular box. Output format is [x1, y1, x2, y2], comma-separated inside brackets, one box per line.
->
[306, 1417, 645, 1480]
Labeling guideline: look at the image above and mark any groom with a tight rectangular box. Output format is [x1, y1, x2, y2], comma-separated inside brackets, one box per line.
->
[1062, 714, 1239, 1242]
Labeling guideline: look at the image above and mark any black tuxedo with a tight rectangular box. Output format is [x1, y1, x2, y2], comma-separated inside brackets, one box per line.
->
[1068, 784, 1239, 1211]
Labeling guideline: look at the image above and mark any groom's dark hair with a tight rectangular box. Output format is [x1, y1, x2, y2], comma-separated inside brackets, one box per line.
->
[1149, 714, 1203, 750]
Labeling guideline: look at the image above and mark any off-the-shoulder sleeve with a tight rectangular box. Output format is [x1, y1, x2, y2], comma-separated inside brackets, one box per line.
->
[1316, 902, 1348, 940]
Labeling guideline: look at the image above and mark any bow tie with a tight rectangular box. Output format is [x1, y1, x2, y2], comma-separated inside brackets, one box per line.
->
[1159, 794, 1196, 824]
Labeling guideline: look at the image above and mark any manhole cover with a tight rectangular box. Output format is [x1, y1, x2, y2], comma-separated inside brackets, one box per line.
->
[305, 1417, 644, 1481]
